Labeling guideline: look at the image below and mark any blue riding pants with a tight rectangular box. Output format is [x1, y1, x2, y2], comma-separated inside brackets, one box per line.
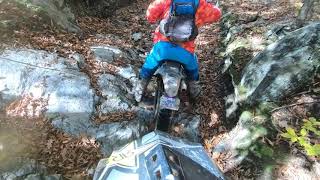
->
[140, 41, 199, 81]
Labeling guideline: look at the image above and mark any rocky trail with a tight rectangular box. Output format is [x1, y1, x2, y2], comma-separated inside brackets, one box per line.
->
[1, 0, 320, 179]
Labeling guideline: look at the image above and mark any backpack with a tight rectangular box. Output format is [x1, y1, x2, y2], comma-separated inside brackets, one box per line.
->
[159, 0, 199, 43]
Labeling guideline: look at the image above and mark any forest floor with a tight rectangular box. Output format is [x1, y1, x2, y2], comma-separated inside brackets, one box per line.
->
[0, 0, 315, 179]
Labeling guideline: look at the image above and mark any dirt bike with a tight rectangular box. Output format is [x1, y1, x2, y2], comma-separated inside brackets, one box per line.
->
[94, 61, 226, 180]
[153, 61, 188, 132]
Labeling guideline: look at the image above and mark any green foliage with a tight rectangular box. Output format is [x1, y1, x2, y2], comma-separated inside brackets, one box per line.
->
[236, 109, 272, 159]
[251, 126, 268, 139]
[281, 127, 298, 142]
[238, 85, 248, 96]
[257, 102, 277, 115]
[260, 145, 274, 157]
[250, 142, 274, 158]
[281, 117, 320, 157]
[302, 117, 320, 136]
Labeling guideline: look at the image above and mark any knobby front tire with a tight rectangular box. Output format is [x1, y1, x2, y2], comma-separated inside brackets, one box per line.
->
[154, 76, 173, 132]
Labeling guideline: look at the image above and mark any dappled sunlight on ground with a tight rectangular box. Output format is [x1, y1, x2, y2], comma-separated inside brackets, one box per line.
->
[0, 114, 41, 171]
[0, 112, 102, 178]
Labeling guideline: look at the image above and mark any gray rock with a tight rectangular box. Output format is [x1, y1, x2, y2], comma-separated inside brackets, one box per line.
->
[220, 12, 243, 46]
[227, 23, 320, 117]
[126, 49, 140, 60]
[222, 37, 255, 84]
[215, 111, 268, 152]
[99, 99, 130, 114]
[265, 22, 296, 42]
[69, 53, 86, 69]
[182, 116, 201, 143]
[0, 158, 46, 180]
[116, 66, 138, 93]
[90, 120, 140, 156]
[95, 69, 153, 148]
[28, 0, 80, 32]
[93, 67, 154, 155]
[51, 113, 94, 136]
[220, 12, 271, 85]
[1, 159, 62, 180]
[43, 174, 62, 180]
[132, 32, 143, 41]
[213, 111, 268, 171]
[25, 174, 42, 180]
[96, 61, 139, 114]
[173, 113, 201, 143]
[2, 0, 79, 32]
[97, 74, 133, 113]
[91, 45, 127, 63]
[0, 49, 95, 136]
[117, 65, 137, 82]
[52, 110, 147, 157]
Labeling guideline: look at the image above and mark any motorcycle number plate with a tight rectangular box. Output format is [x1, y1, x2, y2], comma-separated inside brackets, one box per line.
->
[160, 96, 180, 111]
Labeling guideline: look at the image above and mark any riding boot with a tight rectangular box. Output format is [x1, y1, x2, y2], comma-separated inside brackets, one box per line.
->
[134, 78, 150, 102]
[188, 80, 201, 100]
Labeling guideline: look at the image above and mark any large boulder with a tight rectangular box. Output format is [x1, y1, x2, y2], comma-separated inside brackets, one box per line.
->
[213, 110, 269, 171]
[0, 0, 80, 33]
[220, 11, 301, 87]
[0, 49, 95, 135]
[0, 0, 136, 35]
[215, 22, 320, 173]
[226, 23, 320, 117]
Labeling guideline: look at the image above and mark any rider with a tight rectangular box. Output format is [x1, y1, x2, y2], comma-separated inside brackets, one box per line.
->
[134, 0, 221, 102]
